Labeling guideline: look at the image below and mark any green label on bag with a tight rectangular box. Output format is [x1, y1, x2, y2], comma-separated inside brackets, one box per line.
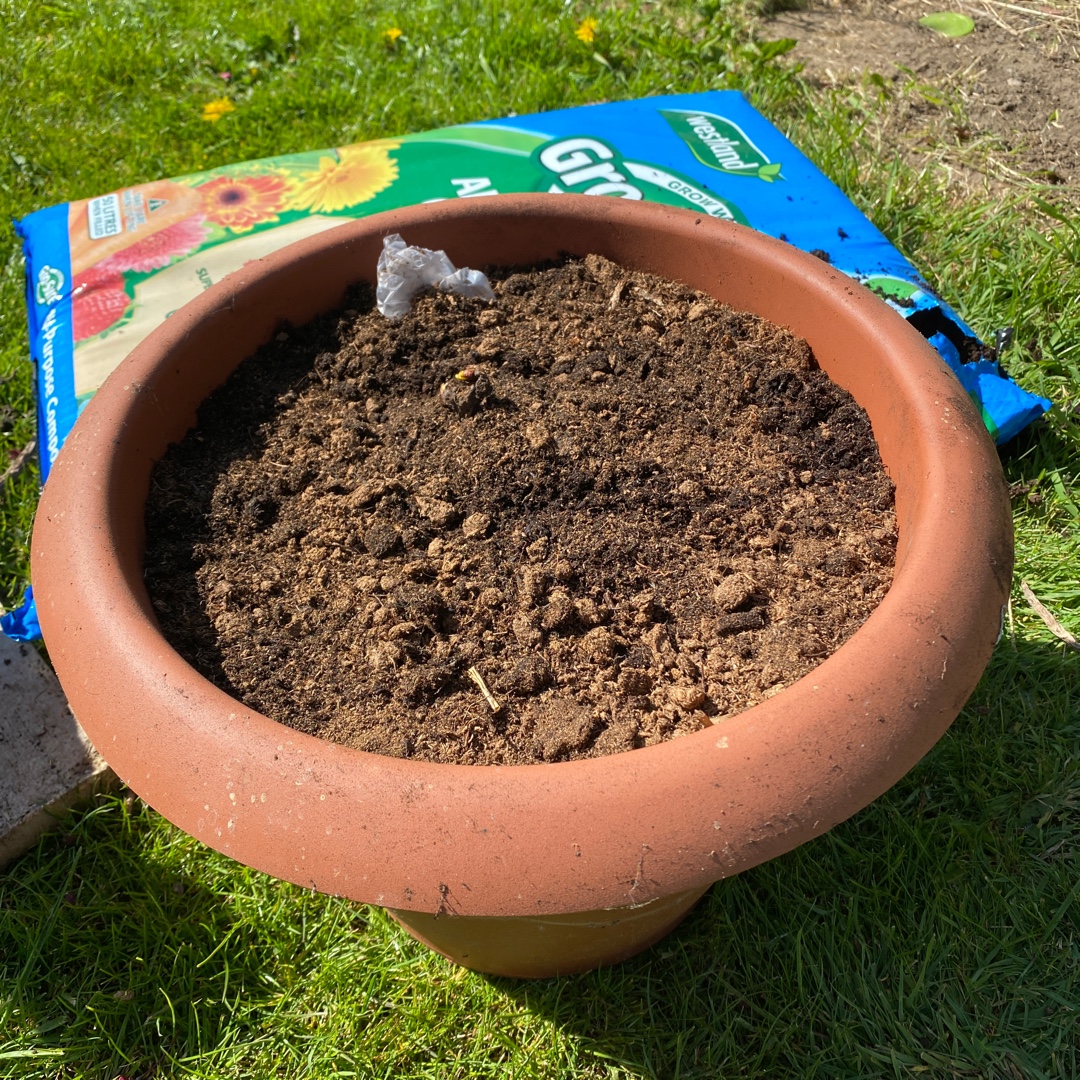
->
[660, 109, 782, 182]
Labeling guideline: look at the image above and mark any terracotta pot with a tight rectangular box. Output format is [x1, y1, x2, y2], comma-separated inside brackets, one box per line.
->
[31, 195, 1012, 978]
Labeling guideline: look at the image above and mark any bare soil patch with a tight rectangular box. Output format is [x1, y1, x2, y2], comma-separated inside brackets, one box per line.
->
[768, 0, 1080, 196]
[144, 255, 896, 765]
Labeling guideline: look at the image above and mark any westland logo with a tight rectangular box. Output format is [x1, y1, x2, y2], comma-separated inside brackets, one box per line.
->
[35, 265, 65, 306]
[533, 136, 747, 224]
[661, 109, 782, 182]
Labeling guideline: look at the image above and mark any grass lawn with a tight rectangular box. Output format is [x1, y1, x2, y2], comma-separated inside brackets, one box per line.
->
[2, 1, 1078, 1077]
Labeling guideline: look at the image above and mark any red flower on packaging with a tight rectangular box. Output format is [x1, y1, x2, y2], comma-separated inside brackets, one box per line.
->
[100, 218, 209, 273]
[72, 270, 131, 341]
[72, 265, 124, 294]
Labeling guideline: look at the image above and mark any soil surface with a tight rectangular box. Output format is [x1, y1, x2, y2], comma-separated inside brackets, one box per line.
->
[767, 0, 1080, 197]
[144, 255, 896, 765]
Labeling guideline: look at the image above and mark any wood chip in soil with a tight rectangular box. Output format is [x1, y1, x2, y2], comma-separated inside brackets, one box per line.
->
[144, 254, 897, 765]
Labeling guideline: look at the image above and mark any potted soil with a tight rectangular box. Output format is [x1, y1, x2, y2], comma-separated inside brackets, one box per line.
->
[31, 195, 1012, 978]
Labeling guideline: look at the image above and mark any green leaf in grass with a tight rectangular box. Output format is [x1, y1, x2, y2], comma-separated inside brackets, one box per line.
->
[919, 11, 976, 37]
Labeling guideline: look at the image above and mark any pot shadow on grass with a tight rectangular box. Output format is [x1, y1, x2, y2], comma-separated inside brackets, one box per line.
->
[1, 638, 1075, 1076]
[486, 636, 1080, 1078]
[0, 794, 315, 1078]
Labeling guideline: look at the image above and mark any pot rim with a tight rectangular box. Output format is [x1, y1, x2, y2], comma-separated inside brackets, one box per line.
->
[32, 194, 1012, 916]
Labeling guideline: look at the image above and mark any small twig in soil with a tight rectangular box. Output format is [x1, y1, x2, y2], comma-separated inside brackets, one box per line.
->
[466, 665, 503, 714]
[0, 439, 36, 491]
[1020, 581, 1080, 652]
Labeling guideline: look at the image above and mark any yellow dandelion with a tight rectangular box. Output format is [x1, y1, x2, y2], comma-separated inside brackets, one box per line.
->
[201, 97, 235, 123]
[574, 17, 598, 44]
[290, 142, 401, 213]
[383, 27, 403, 43]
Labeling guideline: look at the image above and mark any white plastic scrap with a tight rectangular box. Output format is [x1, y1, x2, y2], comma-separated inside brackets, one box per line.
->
[375, 233, 495, 320]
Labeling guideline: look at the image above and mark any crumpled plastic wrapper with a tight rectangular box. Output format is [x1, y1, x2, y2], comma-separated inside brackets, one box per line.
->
[375, 233, 495, 320]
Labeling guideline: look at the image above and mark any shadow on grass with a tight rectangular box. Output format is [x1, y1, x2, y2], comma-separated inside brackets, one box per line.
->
[489, 636, 1080, 1077]
[1, 639, 1076, 1079]
[0, 796, 311, 1078]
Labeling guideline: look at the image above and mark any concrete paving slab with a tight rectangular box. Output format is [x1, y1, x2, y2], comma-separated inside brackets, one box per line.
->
[0, 633, 114, 868]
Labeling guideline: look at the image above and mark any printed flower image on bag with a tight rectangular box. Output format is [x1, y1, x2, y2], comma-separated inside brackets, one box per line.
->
[197, 173, 292, 232]
[289, 142, 401, 213]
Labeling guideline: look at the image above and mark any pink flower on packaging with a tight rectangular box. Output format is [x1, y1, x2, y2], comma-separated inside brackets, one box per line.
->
[100, 218, 209, 274]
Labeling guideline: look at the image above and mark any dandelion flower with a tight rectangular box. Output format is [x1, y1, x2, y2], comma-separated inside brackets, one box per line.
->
[201, 98, 235, 122]
[290, 143, 400, 213]
[574, 17, 598, 44]
[383, 27, 403, 43]
[197, 173, 291, 231]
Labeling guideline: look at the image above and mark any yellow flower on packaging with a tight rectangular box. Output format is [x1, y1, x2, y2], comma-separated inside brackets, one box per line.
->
[574, 17, 598, 44]
[201, 98, 235, 123]
[290, 142, 401, 213]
